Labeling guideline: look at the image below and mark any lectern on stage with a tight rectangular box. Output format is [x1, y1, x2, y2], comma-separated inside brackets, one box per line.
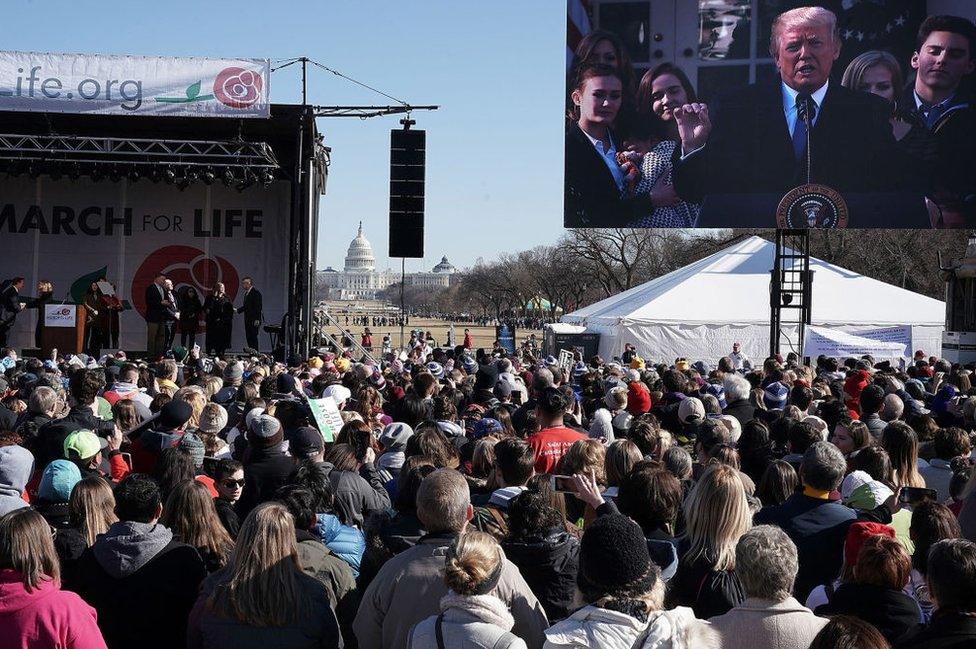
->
[39, 304, 86, 357]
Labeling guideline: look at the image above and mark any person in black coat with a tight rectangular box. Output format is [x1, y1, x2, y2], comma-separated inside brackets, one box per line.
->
[894, 537, 976, 649]
[25, 279, 54, 348]
[0, 277, 25, 348]
[501, 491, 580, 622]
[144, 273, 168, 359]
[564, 63, 653, 227]
[236, 414, 294, 519]
[204, 282, 234, 357]
[236, 276, 263, 351]
[74, 474, 206, 649]
[672, 6, 916, 216]
[178, 287, 203, 349]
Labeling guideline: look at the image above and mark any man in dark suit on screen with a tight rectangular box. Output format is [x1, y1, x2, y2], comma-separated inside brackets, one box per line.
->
[673, 6, 913, 205]
[237, 276, 263, 351]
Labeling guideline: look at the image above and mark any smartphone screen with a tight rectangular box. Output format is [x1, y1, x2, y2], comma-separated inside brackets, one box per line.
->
[550, 475, 576, 493]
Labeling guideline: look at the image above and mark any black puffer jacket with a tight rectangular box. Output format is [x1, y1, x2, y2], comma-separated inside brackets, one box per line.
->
[816, 582, 923, 644]
[502, 529, 580, 622]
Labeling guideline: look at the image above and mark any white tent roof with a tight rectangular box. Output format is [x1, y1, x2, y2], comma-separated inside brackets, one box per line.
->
[563, 236, 944, 327]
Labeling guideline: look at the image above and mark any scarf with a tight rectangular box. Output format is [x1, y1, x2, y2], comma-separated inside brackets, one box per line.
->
[439, 592, 515, 631]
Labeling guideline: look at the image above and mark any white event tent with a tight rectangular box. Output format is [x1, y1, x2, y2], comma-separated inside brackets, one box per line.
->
[561, 236, 945, 363]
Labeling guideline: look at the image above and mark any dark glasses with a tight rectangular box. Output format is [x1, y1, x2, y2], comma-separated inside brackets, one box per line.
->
[221, 479, 245, 488]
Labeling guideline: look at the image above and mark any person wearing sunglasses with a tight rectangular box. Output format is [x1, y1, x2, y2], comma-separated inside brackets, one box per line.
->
[213, 459, 245, 539]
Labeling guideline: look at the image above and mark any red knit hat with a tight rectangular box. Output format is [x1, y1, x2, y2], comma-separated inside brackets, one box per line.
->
[844, 521, 895, 568]
[626, 382, 652, 415]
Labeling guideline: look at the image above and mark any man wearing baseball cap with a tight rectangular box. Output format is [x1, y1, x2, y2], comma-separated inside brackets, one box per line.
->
[64, 427, 127, 482]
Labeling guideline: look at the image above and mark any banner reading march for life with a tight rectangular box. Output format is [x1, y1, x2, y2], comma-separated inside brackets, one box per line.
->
[0, 51, 270, 117]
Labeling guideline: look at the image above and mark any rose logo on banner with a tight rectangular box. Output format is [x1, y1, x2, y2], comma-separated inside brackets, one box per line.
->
[131, 245, 240, 321]
[213, 67, 263, 109]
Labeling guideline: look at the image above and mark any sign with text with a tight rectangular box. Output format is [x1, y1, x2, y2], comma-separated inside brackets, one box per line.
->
[0, 51, 270, 117]
[308, 397, 343, 443]
[804, 326, 908, 359]
[44, 304, 76, 327]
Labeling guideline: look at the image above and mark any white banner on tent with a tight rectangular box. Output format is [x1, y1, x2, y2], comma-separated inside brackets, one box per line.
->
[804, 326, 909, 359]
[0, 51, 270, 117]
[849, 325, 913, 353]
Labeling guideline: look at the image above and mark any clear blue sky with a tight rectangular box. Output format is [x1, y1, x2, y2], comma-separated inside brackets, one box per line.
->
[5, 0, 567, 273]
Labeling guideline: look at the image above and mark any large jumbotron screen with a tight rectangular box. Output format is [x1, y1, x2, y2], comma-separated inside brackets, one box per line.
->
[563, 1, 972, 229]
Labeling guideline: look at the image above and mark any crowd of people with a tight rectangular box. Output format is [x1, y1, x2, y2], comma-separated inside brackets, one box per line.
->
[565, 8, 976, 228]
[0, 335, 975, 648]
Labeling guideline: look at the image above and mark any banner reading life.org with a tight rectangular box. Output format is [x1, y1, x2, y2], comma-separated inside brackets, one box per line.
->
[0, 176, 290, 351]
[0, 51, 270, 117]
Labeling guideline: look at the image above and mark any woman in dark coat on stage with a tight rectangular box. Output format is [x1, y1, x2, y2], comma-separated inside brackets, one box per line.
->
[204, 282, 234, 357]
[179, 287, 204, 349]
[26, 280, 54, 348]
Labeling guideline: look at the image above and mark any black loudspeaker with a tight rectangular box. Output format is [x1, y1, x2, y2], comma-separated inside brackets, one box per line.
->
[389, 127, 425, 258]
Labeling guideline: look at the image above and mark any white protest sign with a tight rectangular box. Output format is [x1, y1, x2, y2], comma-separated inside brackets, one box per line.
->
[803, 326, 907, 359]
[308, 397, 343, 443]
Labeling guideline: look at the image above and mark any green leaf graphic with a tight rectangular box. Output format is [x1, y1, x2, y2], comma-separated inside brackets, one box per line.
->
[186, 81, 201, 100]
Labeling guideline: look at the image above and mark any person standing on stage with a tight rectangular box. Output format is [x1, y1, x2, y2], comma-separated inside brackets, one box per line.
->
[144, 273, 168, 359]
[204, 282, 234, 357]
[161, 279, 179, 353]
[25, 280, 54, 349]
[0, 277, 26, 349]
[237, 277, 262, 351]
[179, 286, 203, 349]
[83, 282, 106, 358]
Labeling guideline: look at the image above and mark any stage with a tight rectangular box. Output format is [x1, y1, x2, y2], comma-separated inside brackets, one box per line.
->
[0, 104, 327, 358]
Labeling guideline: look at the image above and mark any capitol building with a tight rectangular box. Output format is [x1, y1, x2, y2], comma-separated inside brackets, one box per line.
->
[318, 223, 458, 300]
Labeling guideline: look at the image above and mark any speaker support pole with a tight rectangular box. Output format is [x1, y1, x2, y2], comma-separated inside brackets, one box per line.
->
[399, 257, 406, 353]
[769, 229, 813, 359]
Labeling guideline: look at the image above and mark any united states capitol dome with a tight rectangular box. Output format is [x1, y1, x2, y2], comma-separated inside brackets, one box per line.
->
[344, 221, 376, 273]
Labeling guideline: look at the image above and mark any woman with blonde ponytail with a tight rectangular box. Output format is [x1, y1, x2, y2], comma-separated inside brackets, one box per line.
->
[186, 502, 341, 648]
[408, 531, 528, 649]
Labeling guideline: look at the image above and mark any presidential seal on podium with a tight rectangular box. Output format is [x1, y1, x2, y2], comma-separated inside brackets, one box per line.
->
[776, 184, 849, 229]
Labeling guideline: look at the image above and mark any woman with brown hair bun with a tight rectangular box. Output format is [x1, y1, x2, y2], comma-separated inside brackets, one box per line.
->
[0, 508, 108, 648]
[186, 502, 341, 649]
[408, 531, 528, 649]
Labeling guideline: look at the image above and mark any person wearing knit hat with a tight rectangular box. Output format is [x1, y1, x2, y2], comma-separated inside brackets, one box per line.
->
[308, 356, 324, 369]
[289, 425, 325, 460]
[37, 459, 82, 505]
[589, 387, 628, 443]
[248, 413, 283, 447]
[274, 372, 300, 399]
[178, 432, 206, 469]
[426, 361, 445, 380]
[675, 358, 690, 372]
[545, 513, 714, 647]
[334, 357, 351, 374]
[629, 356, 645, 370]
[763, 381, 789, 411]
[460, 354, 478, 376]
[370, 369, 386, 390]
[472, 417, 504, 440]
[198, 402, 229, 436]
[626, 381, 652, 416]
[322, 384, 352, 409]
[701, 383, 727, 409]
[377, 422, 413, 481]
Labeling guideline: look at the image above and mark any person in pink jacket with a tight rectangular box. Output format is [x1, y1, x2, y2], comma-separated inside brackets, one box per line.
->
[0, 508, 107, 649]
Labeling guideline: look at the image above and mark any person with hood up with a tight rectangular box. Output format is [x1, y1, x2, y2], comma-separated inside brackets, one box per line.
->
[0, 444, 33, 517]
[501, 490, 580, 623]
[543, 513, 717, 649]
[377, 422, 414, 484]
[0, 508, 108, 649]
[75, 473, 206, 649]
[408, 530, 529, 649]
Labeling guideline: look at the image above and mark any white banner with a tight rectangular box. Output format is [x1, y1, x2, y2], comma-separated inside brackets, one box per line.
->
[0, 51, 270, 117]
[849, 325, 913, 355]
[804, 326, 909, 359]
[0, 176, 290, 351]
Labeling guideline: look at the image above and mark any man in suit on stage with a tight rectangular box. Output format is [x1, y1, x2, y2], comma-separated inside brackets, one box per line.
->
[673, 6, 913, 204]
[144, 273, 168, 359]
[237, 276, 263, 351]
[0, 277, 25, 349]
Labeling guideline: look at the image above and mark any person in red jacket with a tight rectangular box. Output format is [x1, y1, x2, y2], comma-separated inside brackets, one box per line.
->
[527, 387, 587, 474]
[0, 508, 108, 649]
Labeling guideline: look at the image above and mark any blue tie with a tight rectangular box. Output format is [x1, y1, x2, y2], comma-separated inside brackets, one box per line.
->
[792, 94, 815, 161]
[923, 103, 946, 130]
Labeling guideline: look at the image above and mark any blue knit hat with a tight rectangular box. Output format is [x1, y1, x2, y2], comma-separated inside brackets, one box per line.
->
[763, 381, 789, 411]
[38, 459, 82, 502]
